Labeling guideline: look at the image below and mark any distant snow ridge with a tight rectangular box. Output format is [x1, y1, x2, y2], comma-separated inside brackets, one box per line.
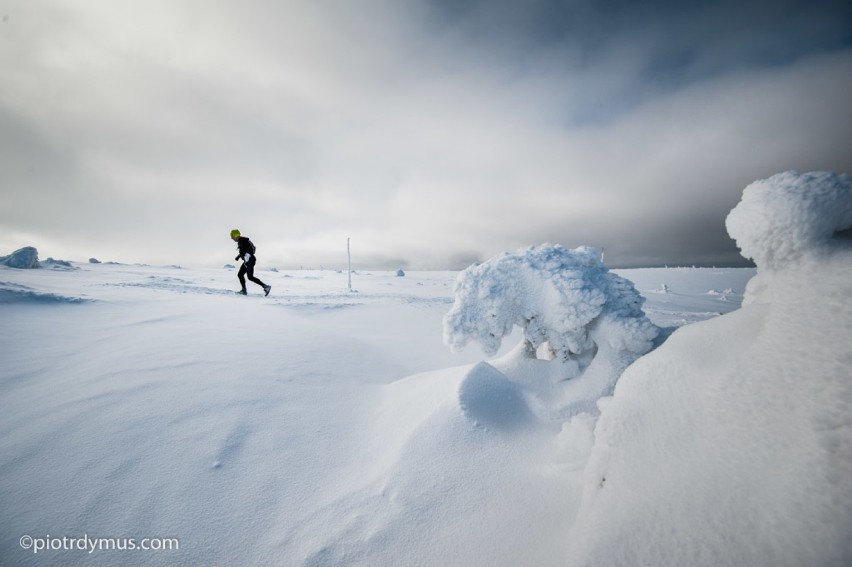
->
[444, 244, 657, 365]
[726, 170, 852, 270]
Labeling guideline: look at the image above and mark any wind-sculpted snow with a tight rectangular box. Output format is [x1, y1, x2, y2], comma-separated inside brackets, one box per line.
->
[0, 282, 90, 304]
[568, 171, 852, 567]
[443, 244, 657, 364]
[458, 362, 534, 431]
[726, 170, 852, 271]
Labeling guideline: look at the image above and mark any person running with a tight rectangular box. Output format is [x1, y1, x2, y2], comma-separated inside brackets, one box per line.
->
[230, 229, 271, 296]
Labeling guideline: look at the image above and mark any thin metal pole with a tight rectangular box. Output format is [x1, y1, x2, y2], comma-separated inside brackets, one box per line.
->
[347, 237, 352, 291]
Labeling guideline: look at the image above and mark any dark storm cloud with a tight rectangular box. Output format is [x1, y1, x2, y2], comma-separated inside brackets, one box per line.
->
[424, 0, 852, 120]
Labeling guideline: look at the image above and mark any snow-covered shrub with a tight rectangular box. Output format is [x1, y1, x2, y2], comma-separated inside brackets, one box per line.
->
[0, 246, 39, 269]
[726, 170, 852, 271]
[443, 244, 658, 365]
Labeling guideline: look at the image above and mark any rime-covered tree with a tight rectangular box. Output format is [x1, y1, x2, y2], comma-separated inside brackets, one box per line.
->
[444, 244, 658, 382]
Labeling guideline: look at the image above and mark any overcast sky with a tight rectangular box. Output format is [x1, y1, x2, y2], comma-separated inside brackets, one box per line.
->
[1, 0, 851, 268]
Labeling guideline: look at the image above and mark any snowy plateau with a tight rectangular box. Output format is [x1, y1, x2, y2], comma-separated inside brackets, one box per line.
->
[1, 171, 851, 567]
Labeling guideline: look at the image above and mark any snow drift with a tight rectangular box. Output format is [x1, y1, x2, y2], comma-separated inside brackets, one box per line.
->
[567, 171, 852, 567]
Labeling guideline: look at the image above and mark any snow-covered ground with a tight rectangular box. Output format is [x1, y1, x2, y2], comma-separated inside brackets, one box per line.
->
[2, 171, 850, 567]
[2, 262, 751, 566]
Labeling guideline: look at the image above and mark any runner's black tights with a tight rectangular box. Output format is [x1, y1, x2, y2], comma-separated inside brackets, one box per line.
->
[238, 257, 267, 291]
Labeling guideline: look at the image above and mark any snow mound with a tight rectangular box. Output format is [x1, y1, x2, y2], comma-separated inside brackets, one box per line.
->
[293, 362, 581, 566]
[0, 246, 39, 269]
[568, 172, 852, 567]
[725, 170, 852, 270]
[458, 362, 533, 431]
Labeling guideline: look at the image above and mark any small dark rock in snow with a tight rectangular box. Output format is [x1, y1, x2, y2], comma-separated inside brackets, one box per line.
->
[89, 258, 101, 264]
[224, 264, 236, 269]
[397, 269, 406, 277]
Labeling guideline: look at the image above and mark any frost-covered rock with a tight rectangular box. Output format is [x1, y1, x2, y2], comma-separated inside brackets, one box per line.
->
[396, 269, 406, 277]
[42, 257, 76, 270]
[0, 248, 77, 270]
[726, 170, 852, 271]
[0, 247, 39, 269]
[444, 244, 657, 363]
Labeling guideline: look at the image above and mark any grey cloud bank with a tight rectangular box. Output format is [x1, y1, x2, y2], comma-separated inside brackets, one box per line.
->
[1, 0, 850, 268]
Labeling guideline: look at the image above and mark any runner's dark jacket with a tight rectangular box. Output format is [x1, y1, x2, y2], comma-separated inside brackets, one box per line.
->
[235, 237, 256, 261]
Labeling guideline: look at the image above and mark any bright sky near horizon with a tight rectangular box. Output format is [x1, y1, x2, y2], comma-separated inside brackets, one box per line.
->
[1, 0, 851, 268]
